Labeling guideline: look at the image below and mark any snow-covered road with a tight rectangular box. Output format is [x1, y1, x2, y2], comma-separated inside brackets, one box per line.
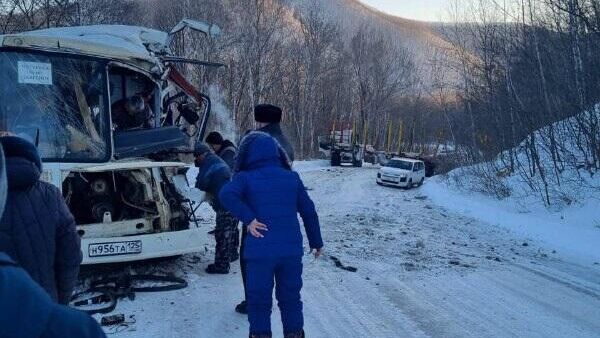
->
[102, 165, 600, 338]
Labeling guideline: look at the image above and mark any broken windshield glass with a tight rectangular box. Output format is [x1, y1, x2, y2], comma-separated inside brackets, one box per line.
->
[0, 51, 109, 162]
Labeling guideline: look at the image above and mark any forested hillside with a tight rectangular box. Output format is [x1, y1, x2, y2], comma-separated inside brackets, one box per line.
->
[2, 0, 599, 203]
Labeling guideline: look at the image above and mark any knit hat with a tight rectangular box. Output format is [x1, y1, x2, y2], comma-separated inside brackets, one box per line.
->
[254, 104, 282, 124]
[0, 136, 42, 171]
[193, 142, 212, 156]
[205, 131, 224, 145]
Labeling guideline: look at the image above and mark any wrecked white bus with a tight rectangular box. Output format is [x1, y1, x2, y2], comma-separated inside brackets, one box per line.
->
[0, 22, 222, 264]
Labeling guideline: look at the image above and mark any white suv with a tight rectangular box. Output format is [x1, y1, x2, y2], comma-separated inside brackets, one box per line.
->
[377, 158, 425, 188]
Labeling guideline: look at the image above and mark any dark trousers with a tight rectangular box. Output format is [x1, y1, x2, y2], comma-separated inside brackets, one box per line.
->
[232, 223, 240, 260]
[240, 229, 248, 299]
[246, 256, 304, 336]
[214, 210, 239, 267]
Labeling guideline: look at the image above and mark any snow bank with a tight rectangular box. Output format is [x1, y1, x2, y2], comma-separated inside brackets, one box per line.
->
[423, 107, 600, 263]
[424, 172, 600, 264]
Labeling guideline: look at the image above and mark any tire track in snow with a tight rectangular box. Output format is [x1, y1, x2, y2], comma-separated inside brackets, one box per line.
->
[302, 263, 426, 338]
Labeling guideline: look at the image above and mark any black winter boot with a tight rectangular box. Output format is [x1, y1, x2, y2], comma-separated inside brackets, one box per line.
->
[205, 263, 229, 274]
[284, 330, 305, 338]
[235, 300, 248, 314]
[230, 251, 239, 262]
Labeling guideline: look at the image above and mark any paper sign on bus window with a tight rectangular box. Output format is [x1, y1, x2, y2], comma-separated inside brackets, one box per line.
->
[18, 61, 53, 85]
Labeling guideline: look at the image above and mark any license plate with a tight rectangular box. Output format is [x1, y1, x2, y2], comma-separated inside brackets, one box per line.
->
[383, 175, 398, 182]
[88, 241, 142, 257]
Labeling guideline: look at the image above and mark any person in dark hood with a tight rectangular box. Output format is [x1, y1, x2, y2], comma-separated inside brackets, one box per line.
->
[194, 143, 239, 274]
[206, 131, 237, 170]
[0, 136, 82, 304]
[0, 143, 106, 338]
[254, 104, 295, 163]
[219, 131, 323, 338]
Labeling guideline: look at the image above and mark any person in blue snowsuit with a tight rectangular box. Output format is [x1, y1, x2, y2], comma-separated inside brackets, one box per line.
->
[194, 143, 239, 274]
[0, 142, 106, 338]
[235, 103, 296, 315]
[219, 131, 323, 338]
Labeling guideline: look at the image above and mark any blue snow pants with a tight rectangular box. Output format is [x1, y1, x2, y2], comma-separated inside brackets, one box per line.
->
[245, 256, 304, 335]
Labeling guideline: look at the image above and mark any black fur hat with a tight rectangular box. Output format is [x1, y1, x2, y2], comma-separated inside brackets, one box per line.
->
[254, 104, 282, 124]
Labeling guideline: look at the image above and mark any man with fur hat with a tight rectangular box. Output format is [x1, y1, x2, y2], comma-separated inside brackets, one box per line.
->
[194, 142, 239, 273]
[254, 104, 295, 163]
[0, 136, 82, 304]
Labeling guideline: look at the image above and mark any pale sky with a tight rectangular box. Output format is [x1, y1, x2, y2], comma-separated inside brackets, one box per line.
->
[358, 0, 451, 22]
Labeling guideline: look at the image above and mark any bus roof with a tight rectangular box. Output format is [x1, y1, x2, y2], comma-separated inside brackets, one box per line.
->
[0, 25, 167, 71]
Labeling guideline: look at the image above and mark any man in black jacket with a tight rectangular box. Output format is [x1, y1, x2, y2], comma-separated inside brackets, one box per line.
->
[205, 131, 240, 260]
[233, 104, 296, 315]
[0, 143, 106, 338]
[0, 136, 82, 304]
[205, 131, 237, 170]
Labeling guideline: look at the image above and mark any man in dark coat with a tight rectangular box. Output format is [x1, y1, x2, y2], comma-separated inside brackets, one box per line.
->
[205, 131, 240, 259]
[0, 136, 82, 304]
[220, 131, 323, 338]
[0, 143, 106, 338]
[194, 143, 239, 274]
[255, 104, 295, 163]
[206, 131, 238, 170]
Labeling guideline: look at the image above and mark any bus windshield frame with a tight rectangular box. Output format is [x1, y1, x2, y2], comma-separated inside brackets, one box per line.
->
[0, 49, 111, 163]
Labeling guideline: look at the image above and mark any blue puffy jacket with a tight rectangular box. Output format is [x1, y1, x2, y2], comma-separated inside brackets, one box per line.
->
[195, 152, 231, 211]
[0, 252, 106, 338]
[219, 132, 322, 260]
[0, 136, 82, 304]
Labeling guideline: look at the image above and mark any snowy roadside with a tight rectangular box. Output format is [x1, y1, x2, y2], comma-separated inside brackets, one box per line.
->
[292, 160, 330, 173]
[423, 176, 600, 265]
